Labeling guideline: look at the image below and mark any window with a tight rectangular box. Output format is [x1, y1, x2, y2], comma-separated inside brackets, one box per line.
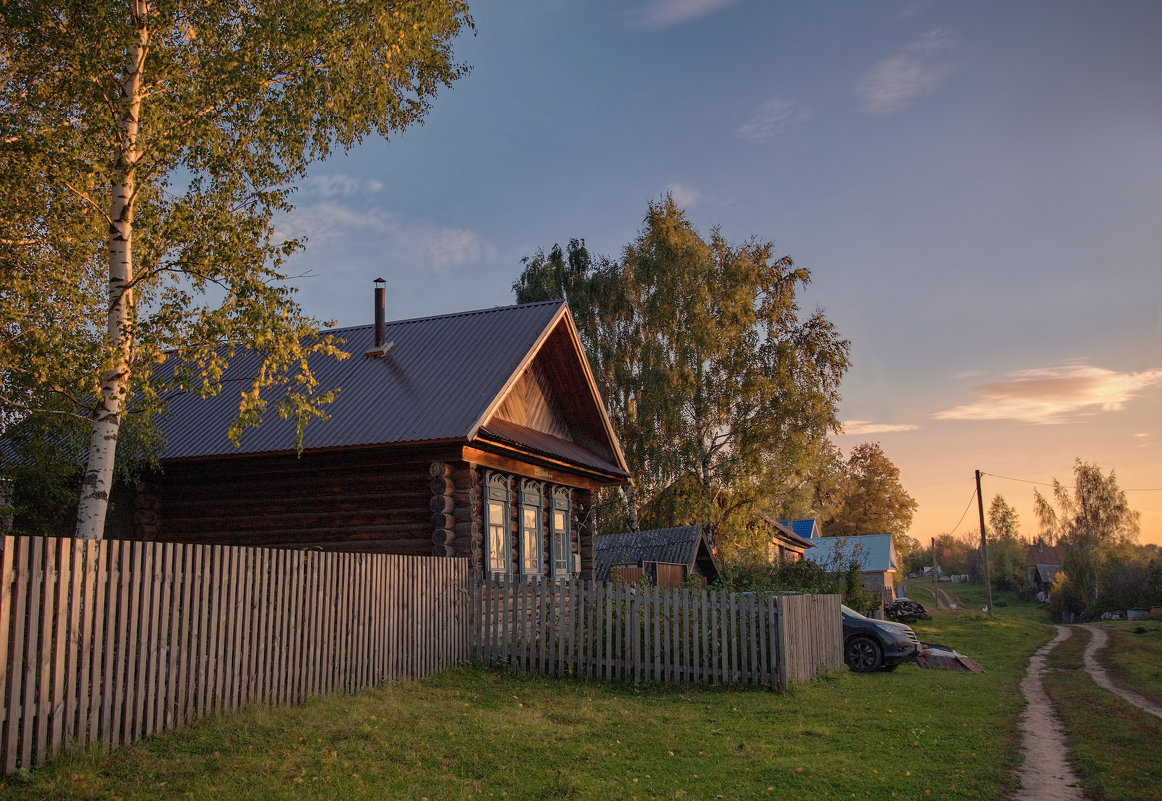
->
[519, 480, 542, 576]
[484, 472, 510, 575]
[550, 487, 573, 577]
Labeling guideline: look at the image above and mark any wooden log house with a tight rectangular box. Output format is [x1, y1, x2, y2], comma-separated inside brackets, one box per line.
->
[108, 295, 630, 580]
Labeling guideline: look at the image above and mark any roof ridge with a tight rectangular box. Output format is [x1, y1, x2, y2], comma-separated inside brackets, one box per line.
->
[322, 299, 565, 335]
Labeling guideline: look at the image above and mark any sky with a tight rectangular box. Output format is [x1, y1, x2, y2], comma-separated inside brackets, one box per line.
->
[275, 0, 1162, 546]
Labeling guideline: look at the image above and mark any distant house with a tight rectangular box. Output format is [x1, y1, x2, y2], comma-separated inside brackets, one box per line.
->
[102, 296, 630, 580]
[595, 526, 720, 588]
[801, 533, 900, 605]
[1026, 543, 1063, 597]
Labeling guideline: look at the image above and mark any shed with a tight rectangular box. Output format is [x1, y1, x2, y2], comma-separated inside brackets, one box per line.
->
[594, 526, 720, 587]
[802, 533, 900, 603]
[104, 297, 630, 580]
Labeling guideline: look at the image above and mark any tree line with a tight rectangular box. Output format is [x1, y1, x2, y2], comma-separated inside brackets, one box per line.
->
[902, 460, 1157, 620]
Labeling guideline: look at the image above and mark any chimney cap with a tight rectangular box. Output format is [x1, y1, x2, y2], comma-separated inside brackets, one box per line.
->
[374, 277, 386, 285]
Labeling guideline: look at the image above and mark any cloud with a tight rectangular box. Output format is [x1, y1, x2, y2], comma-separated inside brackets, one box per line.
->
[276, 202, 487, 273]
[856, 29, 953, 114]
[737, 99, 811, 144]
[934, 364, 1162, 424]
[306, 173, 384, 199]
[630, 0, 739, 28]
[840, 420, 921, 435]
[664, 183, 701, 209]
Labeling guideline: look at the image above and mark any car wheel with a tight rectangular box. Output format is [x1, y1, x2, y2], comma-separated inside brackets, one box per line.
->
[845, 635, 883, 673]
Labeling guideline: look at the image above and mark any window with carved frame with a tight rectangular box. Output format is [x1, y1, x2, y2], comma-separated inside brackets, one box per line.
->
[484, 472, 511, 575]
[550, 486, 573, 577]
[519, 479, 543, 576]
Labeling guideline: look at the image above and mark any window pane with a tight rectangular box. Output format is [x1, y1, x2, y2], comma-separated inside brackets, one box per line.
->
[522, 508, 539, 574]
[488, 500, 507, 574]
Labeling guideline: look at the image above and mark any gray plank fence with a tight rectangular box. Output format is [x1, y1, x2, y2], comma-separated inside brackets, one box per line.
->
[471, 578, 842, 689]
[0, 535, 469, 775]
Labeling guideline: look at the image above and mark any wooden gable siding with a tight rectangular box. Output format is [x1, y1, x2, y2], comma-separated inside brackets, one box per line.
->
[530, 323, 619, 467]
[491, 360, 572, 442]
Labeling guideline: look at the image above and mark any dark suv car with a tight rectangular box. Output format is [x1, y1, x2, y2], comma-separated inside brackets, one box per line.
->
[841, 604, 921, 672]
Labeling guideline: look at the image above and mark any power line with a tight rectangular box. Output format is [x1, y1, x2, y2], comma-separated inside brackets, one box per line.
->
[982, 472, 1162, 492]
[946, 487, 979, 536]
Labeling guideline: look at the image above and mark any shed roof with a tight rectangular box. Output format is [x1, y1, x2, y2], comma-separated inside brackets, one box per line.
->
[594, 526, 713, 580]
[802, 534, 898, 574]
[155, 300, 628, 478]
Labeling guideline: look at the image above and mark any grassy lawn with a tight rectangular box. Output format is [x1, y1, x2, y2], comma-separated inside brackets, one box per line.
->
[1, 593, 1052, 801]
[1042, 623, 1162, 801]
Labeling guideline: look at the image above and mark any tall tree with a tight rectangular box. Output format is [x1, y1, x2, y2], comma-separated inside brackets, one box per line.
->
[823, 442, 918, 542]
[1, 1, 472, 539]
[513, 195, 850, 539]
[1036, 460, 1141, 619]
[986, 494, 1025, 591]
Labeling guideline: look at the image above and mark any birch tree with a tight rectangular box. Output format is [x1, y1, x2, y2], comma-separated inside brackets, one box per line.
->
[0, 1, 472, 539]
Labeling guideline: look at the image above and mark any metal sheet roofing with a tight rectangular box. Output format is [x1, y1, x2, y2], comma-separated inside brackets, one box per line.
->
[780, 519, 821, 540]
[158, 300, 575, 459]
[594, 526, 707, 580]
[803, 534, 897, 573]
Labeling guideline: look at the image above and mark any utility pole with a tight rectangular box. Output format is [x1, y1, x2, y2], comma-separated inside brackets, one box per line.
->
[931, 536, 939, 610]
[976, 470, 994, 616]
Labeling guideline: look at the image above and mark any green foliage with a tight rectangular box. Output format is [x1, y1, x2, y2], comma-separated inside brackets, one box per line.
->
[715, 552, 880, 613]
[1040, 460, 1143, 620]
[513, 196, 849, 554]
[1, 1, 473, 535]
[2, 406, 161, 533]
[823, 441, 918, 544]
[987, 495, 1026, 592]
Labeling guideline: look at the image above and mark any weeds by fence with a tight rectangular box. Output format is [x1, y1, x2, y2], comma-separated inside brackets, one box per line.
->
[472, 578, 841, 689]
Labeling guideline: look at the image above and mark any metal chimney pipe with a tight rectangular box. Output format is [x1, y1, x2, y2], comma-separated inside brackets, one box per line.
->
[373, 277, 386, 348]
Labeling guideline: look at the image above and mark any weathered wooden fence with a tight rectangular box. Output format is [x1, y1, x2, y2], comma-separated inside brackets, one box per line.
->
[0, 535, 469, 775]
[472, 578, 842, 689]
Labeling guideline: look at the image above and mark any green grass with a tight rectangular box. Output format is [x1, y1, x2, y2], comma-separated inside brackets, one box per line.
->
[1096, 621, 1162, 707]
[1043, 625, 1162, 801]
[1, 600, 1053, 801]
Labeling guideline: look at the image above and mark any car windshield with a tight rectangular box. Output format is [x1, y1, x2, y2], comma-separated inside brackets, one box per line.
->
[841, 604, 868, 620]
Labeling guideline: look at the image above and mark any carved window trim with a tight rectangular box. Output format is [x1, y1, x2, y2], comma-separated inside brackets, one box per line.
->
[484, 471, 511, 576]
[549, 486, 573, 577]
[518, 479, 543, 577]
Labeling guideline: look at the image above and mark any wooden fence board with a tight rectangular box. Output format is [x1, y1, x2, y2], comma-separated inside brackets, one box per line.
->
[0, 536, 468, 776]
[470, 579, 840, 693]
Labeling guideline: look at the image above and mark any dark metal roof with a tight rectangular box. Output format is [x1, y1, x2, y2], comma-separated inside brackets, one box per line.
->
[763, 517, 813, 549]
[158, 300, 571, 458]
[781, 518, 821, 540]
[478, 419, 629, 478]
[594, 526, 709, 580]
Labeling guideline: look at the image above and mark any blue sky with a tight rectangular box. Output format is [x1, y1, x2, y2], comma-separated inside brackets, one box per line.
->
[277, 0, 1162, 544]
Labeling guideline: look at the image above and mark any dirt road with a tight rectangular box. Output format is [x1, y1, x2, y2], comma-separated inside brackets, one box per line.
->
[1016, 623, 1161, 799]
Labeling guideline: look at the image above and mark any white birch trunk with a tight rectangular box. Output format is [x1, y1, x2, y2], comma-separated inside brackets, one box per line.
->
[75, 3, 149, 540]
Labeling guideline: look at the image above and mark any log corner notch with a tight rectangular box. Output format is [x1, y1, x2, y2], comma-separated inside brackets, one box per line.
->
[429, 461, 455, 557]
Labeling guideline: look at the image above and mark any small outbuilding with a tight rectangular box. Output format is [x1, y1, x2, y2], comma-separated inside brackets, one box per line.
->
[594, 525, 720, 588]
[802, 533, 900, 605]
